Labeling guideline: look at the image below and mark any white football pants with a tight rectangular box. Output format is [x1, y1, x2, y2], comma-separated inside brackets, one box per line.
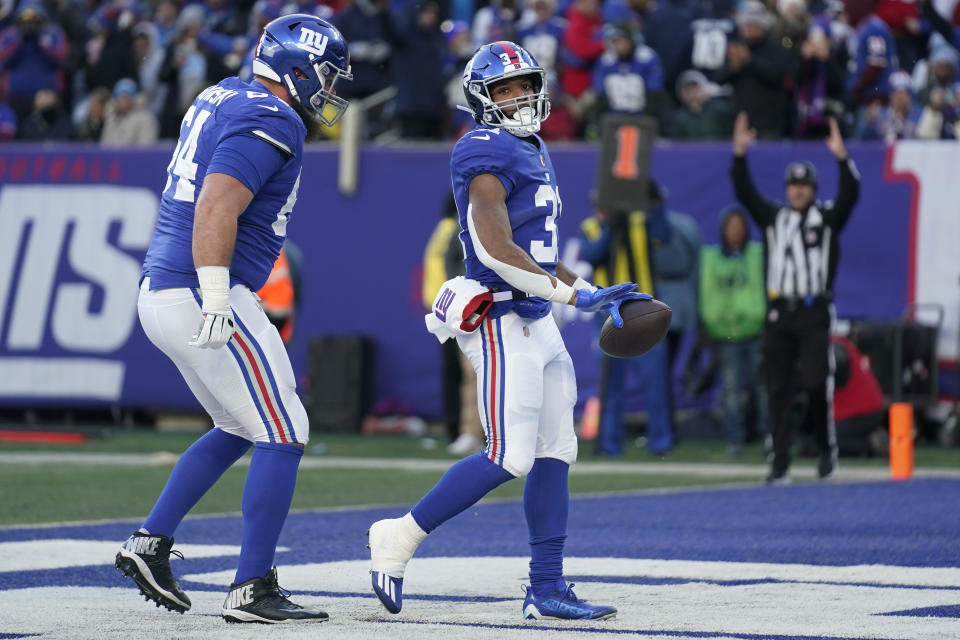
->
[138, 278, 309, 444]
[457, 311, 578, 477]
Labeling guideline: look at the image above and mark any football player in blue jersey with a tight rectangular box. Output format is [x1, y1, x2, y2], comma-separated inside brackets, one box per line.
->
[368, 41, 645, 621]
[114, 14, 351, 624]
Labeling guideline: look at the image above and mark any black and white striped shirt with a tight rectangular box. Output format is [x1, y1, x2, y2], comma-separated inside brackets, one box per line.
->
[732, 155, 860, 302]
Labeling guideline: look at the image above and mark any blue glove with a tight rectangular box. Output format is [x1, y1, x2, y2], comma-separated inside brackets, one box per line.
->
[575, 283, 652, 328]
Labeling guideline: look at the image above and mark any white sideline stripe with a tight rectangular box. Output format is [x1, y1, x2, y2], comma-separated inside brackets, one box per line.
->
[0, 540, 252, 572]
[2, 452, 960, 480]
[186, 557, 960, 593]
[0, 358, 123, 400]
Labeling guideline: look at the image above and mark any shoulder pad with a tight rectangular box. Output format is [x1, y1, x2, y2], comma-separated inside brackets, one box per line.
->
[451, 129, 513, 178]
[222, 96, 305, 158]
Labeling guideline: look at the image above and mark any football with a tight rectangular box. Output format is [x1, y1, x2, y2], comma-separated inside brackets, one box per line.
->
[599, 298, 672, 358]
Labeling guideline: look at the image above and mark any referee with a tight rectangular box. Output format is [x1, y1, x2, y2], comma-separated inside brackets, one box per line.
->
[731, 112, 860, 484]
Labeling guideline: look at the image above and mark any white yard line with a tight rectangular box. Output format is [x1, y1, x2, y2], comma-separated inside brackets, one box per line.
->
[2, 451, 958, 481]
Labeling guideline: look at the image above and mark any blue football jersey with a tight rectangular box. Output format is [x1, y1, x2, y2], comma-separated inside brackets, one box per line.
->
[517, 19, 566, 72]
[142, 76, 306, 292]
[592, 45, 664, 114]
[846, 16, 896, 100]
[451, 127, 562, 320]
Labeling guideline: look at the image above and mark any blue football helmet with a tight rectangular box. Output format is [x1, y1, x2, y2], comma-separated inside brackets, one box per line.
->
[460, 41, 550, 137]
[252, 14, 352, 126]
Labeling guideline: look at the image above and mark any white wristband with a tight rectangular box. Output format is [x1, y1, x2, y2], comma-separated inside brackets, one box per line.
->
[196, 266, 231, 314]
[573, 277, 597, 292]
[547, 279, 576, 304]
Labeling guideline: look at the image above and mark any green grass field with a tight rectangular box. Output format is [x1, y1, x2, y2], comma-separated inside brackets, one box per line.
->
[1, 428, 957, 526]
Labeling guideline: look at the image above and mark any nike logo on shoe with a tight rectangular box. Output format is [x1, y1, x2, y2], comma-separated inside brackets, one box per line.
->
[227, 584, 255, 609]
[126, 536, 159, 555]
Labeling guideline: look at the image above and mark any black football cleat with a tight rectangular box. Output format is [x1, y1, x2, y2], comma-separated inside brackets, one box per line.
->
[115, 532, 191, 613]
[222, 567, 329, 624]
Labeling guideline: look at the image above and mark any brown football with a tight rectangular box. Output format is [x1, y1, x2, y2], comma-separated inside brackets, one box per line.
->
[598, 298, 672, 359]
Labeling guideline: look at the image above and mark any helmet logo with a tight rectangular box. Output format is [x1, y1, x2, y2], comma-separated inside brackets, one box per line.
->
[298, 27, 328, 57]
[498, 52, 529, 71]
[496, 42, 528, 71]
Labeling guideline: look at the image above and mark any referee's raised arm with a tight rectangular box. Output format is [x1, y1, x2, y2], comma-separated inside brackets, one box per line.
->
[730, 112, 778, 227]
[824, 117, 861, 231]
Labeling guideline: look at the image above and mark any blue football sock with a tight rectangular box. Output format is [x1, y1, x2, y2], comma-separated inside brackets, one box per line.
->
[410, 452, 514, 533]
[143, 428, 251, 537]
[234, 441, 303, 584]
[524, 457, 569, 597]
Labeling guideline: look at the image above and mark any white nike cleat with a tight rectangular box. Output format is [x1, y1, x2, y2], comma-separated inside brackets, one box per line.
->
[368, 514, 426, 614]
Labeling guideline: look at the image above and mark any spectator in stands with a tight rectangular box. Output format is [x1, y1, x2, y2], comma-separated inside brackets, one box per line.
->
[916, 38, 960, 106]
[781, 0, 847, 138]
[561, 0, 605, 102]
[0, 101, 17, 140]
[642, 0, 705, 94]
[19, 87, 72, 140]
[875, 0, 925, 72]
[392, 1, 448, 139]
[84, 2, 139, 95]
[670, 68, 732, 139]
[44, 0, 87, 113]
[854, 69, 921, 139]
[688, 0, 737, 82]
[202, 0, 243, 36]
[472, 0, 519, 45]
[603, 0, 653, 27]
[132, 22, 166, 117]
[591, 23, 665, 124]
[333, 0, 396, 99]
[517, 0, 566, 83]
[73, 86, 110, 142]
[101, 77, 158, 146]
[917, 81, 960, 138]
[843, 0, 897, 109]
[443, 20, 476, 137]
[716, 1, 791, 138]
[157, 5, 208, 139]
[152, 0, 181, 48]
[699, 205, 768, 456]
[0, 1, 68, 121]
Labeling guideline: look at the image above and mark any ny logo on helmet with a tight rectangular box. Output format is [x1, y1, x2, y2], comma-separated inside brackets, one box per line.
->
[298, 28, 328, 56]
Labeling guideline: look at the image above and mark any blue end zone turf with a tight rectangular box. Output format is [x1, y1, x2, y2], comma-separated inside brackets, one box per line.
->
[2, 479, 960, 584]
[2, 479, 959, 639]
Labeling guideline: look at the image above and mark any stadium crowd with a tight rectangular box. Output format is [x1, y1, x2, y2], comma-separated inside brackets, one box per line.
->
[0, 0, 958, 142]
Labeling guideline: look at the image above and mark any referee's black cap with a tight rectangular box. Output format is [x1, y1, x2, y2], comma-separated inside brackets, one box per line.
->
[784, 161, 817, 188]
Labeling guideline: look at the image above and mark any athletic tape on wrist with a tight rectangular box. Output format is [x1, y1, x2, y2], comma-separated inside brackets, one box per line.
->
[196, 266, 230, 313]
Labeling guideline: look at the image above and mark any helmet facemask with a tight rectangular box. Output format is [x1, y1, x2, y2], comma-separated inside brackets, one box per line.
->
[285, 60, 352, 126]
[467, 68, 550, 137]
